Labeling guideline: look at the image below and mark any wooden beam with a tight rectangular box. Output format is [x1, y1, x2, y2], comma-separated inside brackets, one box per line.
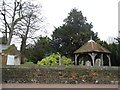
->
[88, 53, 97, 66]
[75, 54, 79, 65]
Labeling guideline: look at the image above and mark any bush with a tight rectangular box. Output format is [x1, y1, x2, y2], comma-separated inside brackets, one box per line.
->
[37, 52, 73, 66]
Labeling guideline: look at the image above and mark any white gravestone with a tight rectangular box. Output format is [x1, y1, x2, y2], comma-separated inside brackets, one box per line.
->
[85, 61, 91, 66]
[79, 60, 84, 66]
[95, 59, 101, 66]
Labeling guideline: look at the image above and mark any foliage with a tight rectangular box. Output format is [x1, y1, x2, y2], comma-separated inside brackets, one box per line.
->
[109, 38, 120, 66]
[0, 36, 7, 44]
[60, 56, 73, 65]
[25, 36, 52, 63]
[37, 52, 73, 66]
[51, 8, 99, 58]
[97, 38, 120, 66]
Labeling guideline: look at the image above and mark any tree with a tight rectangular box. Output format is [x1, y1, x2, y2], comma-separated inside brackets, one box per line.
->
[0, 0, 25, 45]
[0, 36, 7, 44]
[110, 37, 120, 66]
[13, 2, 44, 55]
[97, 39, 120, 66]
[0, 1, 45, 56]
[52, 8, 99, 58]
[25, 36, 52, 63]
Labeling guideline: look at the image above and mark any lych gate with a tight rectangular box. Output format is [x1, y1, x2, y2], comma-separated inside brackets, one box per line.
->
[74, 39, 111, 66]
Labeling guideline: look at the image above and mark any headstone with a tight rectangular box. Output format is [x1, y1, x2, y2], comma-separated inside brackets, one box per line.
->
[79, 60, 84, 66]
[85, 61, 91, 66]
[95, 58, 101, 66]
[81, 61, 84, 65]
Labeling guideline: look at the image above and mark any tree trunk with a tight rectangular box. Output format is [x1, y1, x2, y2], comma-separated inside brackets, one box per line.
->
[20, 16, 31, 54]
[20, 37, 27, 55]
[7, 28, 14, 45]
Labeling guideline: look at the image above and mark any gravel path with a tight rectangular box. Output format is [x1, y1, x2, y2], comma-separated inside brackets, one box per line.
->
[2, 84, 119, 88]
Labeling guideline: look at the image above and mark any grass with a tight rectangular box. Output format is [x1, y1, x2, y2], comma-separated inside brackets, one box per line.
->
[24, 62, 34, 64]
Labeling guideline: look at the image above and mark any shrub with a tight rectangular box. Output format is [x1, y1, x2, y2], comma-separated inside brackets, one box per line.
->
[37, 52, 73, 65]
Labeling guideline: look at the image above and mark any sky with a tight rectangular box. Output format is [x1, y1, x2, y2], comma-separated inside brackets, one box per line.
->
[33, 0, 119, 41]
[0, 0, 119, 43]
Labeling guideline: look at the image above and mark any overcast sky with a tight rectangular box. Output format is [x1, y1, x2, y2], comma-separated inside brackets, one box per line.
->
[0, 0, 119, 42]
[33, 0, 119, 41]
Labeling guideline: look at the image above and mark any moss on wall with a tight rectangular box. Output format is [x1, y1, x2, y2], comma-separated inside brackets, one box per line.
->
[2, 65, 120, 84]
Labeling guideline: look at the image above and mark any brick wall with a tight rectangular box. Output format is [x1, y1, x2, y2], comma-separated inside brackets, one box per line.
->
[2, 65, 120, 84]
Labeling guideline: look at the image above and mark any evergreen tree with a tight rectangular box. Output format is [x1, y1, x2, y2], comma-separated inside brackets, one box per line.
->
[52, 8, 99, 58]
[25, 36, 52, 63]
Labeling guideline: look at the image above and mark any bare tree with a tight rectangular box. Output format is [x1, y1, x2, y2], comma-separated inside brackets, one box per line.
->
[0, 0, 25, 45]
[14, 2, 44, 54]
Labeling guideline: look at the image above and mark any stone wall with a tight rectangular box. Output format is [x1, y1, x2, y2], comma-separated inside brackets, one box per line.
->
[0, 55, 7, 65]
[2, 65, 120, 84]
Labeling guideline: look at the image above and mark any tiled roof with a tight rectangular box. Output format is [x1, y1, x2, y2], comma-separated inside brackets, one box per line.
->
[74, 40, 111, 54]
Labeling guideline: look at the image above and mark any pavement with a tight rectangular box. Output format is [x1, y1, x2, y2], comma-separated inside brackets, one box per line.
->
[2, 84, 119, 88]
